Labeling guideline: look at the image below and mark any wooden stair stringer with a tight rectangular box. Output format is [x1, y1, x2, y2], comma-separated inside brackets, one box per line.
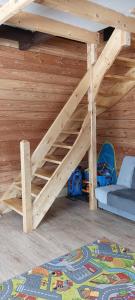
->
[32, 114, 90, 229]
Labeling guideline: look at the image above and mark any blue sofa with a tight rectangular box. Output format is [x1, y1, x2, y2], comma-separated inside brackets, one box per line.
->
[95, 156, 135, 221]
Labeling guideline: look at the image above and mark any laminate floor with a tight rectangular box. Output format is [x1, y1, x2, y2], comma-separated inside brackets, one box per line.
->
[0, 197, 134, 282]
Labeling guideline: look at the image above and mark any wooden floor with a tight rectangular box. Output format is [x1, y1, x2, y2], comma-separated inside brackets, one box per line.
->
[0, 197, 135, 282]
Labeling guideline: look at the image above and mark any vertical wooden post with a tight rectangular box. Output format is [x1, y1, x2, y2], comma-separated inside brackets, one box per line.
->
[20, 140, 32, 233]
[87, 44, 97, 210]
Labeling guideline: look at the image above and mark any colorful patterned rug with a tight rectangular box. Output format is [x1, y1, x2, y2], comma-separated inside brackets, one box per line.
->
[1, 238, 135, 299]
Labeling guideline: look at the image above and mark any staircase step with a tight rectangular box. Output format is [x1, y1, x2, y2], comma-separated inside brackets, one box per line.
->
[62, 130, 80, 135]
[4, 198, 23, 216]
[53, 142, 72, 150]
[35, 168, 55, 180]
[105, 74, 135, 82]
[45, 154, 62, 164]
[116, 56, 135, 66]
[99, 91, 120, 97]
[15, 182, 43, 197]
[71, 119, 84, 122]
[15, 182, 22, 191]
[31, 184, 43, 197]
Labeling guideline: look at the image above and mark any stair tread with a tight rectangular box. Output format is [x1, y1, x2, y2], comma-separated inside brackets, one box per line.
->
[31, 183, 43, 196]
[105, 74, 135, 81]
[53, 142, 72, 149]
[35, 168, 55, 179]
[45, 154, 63, 164]
[4, 198, 23, 216]
[71, 118, 84, 121]
[15, 182, 43, 197]
[62, 130, 80, 134]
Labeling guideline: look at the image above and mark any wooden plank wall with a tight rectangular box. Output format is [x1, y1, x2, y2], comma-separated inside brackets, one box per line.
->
[1, 35, 134, 194]
[0, 37, 86, 197]
[97, 88, 135, 172]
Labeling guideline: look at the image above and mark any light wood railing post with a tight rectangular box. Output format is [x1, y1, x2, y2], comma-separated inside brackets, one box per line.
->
[20, 140, 32, 233]
[87, 44, 97, 210]
[87, 30, 130, 211]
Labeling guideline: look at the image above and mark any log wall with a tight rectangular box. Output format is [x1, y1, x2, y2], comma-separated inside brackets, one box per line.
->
[97, 88, 135, 172]
[1, 36, 135, 194]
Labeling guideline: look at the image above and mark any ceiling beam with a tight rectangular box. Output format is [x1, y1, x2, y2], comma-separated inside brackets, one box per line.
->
[7, 11, 99, 44]
[38, 0, 135, 34]
[0, 0, 34, 25]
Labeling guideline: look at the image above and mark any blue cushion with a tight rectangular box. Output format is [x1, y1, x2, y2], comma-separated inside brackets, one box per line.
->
[117, 156, 135, 187]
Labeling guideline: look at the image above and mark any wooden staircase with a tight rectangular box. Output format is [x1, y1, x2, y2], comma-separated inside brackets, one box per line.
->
[2, 104, 91, 231]
[1, 29, 135, 232]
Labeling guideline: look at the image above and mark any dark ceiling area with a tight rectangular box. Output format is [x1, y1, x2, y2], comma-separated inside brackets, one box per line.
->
[0, 24, 53, 50]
